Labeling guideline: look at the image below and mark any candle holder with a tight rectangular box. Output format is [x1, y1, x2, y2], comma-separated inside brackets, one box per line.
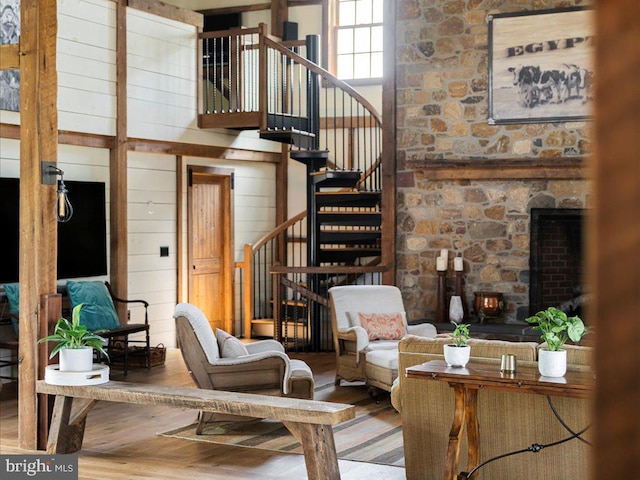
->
[436, 270, 448, 323]
[454, 270, 464, 297]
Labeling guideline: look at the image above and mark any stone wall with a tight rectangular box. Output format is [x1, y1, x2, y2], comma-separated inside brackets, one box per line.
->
[395, 0, 593, 323]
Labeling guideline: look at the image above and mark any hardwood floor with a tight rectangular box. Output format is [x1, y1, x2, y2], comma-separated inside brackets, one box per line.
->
[0, 349, 405, 480]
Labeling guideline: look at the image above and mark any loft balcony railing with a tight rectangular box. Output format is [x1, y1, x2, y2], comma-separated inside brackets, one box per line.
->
[198, 23, 382, 191]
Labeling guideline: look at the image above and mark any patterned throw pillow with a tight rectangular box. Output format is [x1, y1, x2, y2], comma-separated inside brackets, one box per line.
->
[215, 329, 249, 358]
[351, 312, 407, 341]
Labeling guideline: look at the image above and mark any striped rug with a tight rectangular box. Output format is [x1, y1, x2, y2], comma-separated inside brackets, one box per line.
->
[158, 383, 404, 467]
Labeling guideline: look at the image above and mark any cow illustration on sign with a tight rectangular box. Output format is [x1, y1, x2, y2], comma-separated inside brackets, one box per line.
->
[488, 8, 594, 124]
[508, 63, 594, 109]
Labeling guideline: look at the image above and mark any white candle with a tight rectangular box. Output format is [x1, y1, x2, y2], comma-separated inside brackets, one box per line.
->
[440, 249, 448, 263]
[454, 256, 463, 271]
[436, 256, 447, 271]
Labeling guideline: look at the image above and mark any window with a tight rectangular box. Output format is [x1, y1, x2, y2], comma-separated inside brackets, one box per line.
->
[331, 0, 383, 82]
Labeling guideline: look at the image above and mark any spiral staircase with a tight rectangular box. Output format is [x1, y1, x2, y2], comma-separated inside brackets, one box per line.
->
[198, 24, 385, 351]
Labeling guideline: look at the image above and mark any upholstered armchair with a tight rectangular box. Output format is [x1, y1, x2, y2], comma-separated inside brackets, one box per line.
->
[329, 285, 436, 394]
[173, 303, 314, 432]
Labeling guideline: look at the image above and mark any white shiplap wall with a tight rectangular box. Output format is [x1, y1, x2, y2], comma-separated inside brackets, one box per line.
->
[2, 1, 284, 348]
[57, 0, 117, 135]
[127, 152, 178, 346]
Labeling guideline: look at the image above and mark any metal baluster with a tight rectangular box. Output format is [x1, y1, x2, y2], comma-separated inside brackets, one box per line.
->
[204, 38, 210, 114]
[236, 34, 240, 112]
[228, 35, 232, 112]
[213, 37, 217, 113]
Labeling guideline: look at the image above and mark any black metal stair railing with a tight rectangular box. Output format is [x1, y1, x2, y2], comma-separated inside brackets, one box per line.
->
[271, 265, 387, 352]
[236, 211, 307, 338]
[261, 33, 383, 192]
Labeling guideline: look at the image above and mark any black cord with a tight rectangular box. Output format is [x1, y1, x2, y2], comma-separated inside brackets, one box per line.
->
[463, 395, 591, 478]
[547, 395, 592, 446]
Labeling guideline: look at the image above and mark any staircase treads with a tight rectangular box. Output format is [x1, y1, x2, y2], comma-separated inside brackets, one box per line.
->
[319, 247, 382, 263]
[259, 128, 316, 148]
[315, 191, 381, 208]
[311, 170, 361, 188]
[286, 235, 307, 244]
[289, 149, 329, 168]
[319, 229, 381, 245]
[251, 318, 274, 325]
[317, 211, 382, 226]
[266, 113, 309, 132]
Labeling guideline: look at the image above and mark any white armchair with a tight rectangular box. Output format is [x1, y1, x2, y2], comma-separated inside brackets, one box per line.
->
[329, 285, 436, 394]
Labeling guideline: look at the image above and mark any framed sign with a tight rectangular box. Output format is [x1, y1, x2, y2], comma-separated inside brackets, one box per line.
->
[0, 0, 21, 112]
[488, 8, 594, 125]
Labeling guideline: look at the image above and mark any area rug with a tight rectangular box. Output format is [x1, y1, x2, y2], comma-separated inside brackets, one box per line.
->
[158, 384, 404, 467]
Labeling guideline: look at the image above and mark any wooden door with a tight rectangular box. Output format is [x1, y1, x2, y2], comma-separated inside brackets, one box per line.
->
[187, 167, 233, 333]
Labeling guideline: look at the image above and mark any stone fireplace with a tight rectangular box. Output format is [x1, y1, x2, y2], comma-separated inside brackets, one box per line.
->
[393, 0, 593, 325]
[529, 208, 588, 320]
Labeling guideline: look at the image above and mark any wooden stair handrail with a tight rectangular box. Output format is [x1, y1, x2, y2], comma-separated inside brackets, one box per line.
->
[251, 209, 307, 253]
[199, 26, 262, 40]
[271, 265, 387, 275]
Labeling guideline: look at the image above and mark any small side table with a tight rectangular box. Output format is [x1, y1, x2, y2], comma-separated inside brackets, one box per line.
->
[406, 360, 594, 480]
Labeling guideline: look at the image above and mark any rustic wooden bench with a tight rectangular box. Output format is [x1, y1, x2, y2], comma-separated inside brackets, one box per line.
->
[36, 380, 355, 480]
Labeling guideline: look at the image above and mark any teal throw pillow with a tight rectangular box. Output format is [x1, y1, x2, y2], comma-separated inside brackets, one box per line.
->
[75, 304, 120, 332]
[3, 283, 19, 315]
[66, 281, 120, 331]
[3, 283, 20, 334]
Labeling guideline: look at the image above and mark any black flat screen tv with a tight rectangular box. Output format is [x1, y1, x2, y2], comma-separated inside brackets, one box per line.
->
[0, 177, 108, 283]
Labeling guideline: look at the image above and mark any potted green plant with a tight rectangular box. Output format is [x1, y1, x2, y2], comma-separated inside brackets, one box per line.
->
[444, 321, 471, 367]
[39, 303, 109, 373]
[526, 307, 586, 377]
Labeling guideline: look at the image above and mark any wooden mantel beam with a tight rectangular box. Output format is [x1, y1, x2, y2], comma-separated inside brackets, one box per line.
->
[18, 0, 59, 451]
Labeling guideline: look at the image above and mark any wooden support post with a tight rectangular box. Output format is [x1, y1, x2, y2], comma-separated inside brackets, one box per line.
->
[592, 0, 640, 476]
[18, 0, 59, 451]
[271, 0, 288, 39]
[381, 0, 397, 286]
[110, 0, 129, 321]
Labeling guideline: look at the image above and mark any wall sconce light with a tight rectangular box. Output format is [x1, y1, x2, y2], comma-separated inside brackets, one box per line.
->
[41, 161, 74, 223]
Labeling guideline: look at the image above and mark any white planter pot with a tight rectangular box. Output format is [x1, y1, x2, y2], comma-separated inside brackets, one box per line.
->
[538, 348, 567, 377]
[58, 346, 94, 372]
[444, 344, 471, 368]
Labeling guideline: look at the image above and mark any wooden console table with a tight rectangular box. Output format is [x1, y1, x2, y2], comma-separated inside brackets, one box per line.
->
[406, 360, 594, 480]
